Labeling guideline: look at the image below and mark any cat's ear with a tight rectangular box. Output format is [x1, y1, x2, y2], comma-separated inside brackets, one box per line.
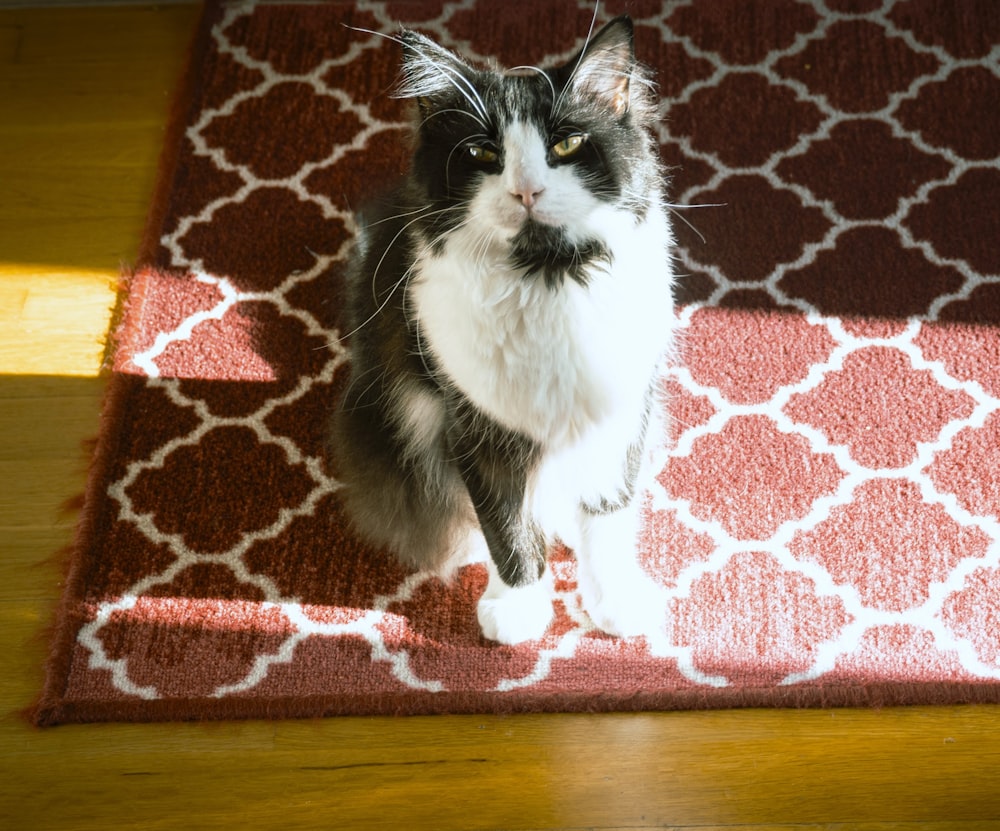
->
[565, 16, 636, 117]
[396, 29, 479, 119]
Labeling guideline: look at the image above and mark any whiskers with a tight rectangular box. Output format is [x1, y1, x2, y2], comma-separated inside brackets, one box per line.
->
[552, 1, 602, 117]
[663, 200, 726, 245]
[337, 202, 467, 343]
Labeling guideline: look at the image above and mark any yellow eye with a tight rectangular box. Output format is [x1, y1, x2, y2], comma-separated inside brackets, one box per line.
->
[467, 144, 499, 164]
[552, 134, 587, 158]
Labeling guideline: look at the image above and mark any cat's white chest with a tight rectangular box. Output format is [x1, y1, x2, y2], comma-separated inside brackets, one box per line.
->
[411, 213, 672, 446]
[414, 254, 597, 443]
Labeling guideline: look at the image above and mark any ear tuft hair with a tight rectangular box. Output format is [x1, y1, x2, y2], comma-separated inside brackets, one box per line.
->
[396, 30, 469, 100]
[395, 29, 491, 124]
[563, 16, 651, 119]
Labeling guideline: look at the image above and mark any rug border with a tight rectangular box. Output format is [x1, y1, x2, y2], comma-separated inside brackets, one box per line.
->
[29, 0, 223, 728]
[33, 678, 1000, 726]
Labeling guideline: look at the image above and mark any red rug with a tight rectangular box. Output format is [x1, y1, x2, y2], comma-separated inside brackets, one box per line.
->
[35, 0, 1000, 724]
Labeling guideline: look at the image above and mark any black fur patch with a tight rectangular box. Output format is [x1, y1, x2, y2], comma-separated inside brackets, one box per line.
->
[508, 221, 612, 289]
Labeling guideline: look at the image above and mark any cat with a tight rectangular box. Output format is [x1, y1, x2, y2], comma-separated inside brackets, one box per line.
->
[330, 16, 675, 645]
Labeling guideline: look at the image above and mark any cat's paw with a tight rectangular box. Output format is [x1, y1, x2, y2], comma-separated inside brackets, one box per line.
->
[477, 580, 553, 645]
[578, 572, 666, 639]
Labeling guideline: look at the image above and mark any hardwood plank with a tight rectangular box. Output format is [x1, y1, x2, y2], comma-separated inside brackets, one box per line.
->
[0, 0, 197, 682]
[0, 377, 106, 458]
[0, 7, 190, 272]
[1, 5, 999, 831]
[5, 708, 1000, 829]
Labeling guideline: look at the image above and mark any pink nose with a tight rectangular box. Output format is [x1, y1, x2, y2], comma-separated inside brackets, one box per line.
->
[512, 186, 544, 208]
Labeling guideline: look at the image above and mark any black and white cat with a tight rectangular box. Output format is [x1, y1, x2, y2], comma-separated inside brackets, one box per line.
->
[331, 16, 675, 644]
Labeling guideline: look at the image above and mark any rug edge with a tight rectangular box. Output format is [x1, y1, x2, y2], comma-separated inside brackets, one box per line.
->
[31, 680, 1000, 727]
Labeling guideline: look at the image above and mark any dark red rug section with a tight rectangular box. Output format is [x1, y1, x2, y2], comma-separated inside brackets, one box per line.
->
[34, 0, 1000, 725]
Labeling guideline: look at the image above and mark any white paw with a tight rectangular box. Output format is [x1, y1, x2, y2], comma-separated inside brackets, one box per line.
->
[477, 579, 553, 645]
[579, 572, 666, 639]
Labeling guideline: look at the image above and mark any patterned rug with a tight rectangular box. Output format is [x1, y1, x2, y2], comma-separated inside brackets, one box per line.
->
[35, 0, 1000, 725]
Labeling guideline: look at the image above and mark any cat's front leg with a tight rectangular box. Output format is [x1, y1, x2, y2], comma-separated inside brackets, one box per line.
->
[449, 407, 553, 644]
[466, 488, 553, 644]
[570, 392, 666, 638]
[576, 496, 666, 639]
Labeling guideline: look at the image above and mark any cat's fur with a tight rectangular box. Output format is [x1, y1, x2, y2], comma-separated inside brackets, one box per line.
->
[330, 17, 675, 644]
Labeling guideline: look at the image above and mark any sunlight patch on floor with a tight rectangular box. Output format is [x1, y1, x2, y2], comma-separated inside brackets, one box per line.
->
[0, 262, 115, 376]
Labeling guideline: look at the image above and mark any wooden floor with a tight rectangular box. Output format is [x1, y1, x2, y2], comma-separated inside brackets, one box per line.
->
[2, 5, 1000, 830]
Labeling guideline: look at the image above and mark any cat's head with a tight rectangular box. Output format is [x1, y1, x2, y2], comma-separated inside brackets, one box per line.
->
[395, 17, 662, 280]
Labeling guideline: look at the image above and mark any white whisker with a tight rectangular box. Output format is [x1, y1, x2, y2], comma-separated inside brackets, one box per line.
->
[340, 23, 402, 45]
[433, 63, 491, 126]
[553, 1, 603, 115]
[664, 202, 726, 245]
[365, 203, 432, 228]
[508, 64, 557, 111]
[341, 204, 466, 341]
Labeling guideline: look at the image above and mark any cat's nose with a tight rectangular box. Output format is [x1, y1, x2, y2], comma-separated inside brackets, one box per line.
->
[511, 186, 544, 209]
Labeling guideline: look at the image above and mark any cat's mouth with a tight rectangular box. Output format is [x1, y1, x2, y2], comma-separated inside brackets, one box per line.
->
[508, 221, 611, 288]
[503, 201, 557, 232]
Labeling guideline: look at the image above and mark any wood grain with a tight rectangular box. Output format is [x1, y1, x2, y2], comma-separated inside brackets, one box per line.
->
[1, 5, 998, 830]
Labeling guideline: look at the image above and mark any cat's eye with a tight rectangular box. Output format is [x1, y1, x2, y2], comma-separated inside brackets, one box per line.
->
[466, 143, 499, 164]
[551, 133, 587, 159]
